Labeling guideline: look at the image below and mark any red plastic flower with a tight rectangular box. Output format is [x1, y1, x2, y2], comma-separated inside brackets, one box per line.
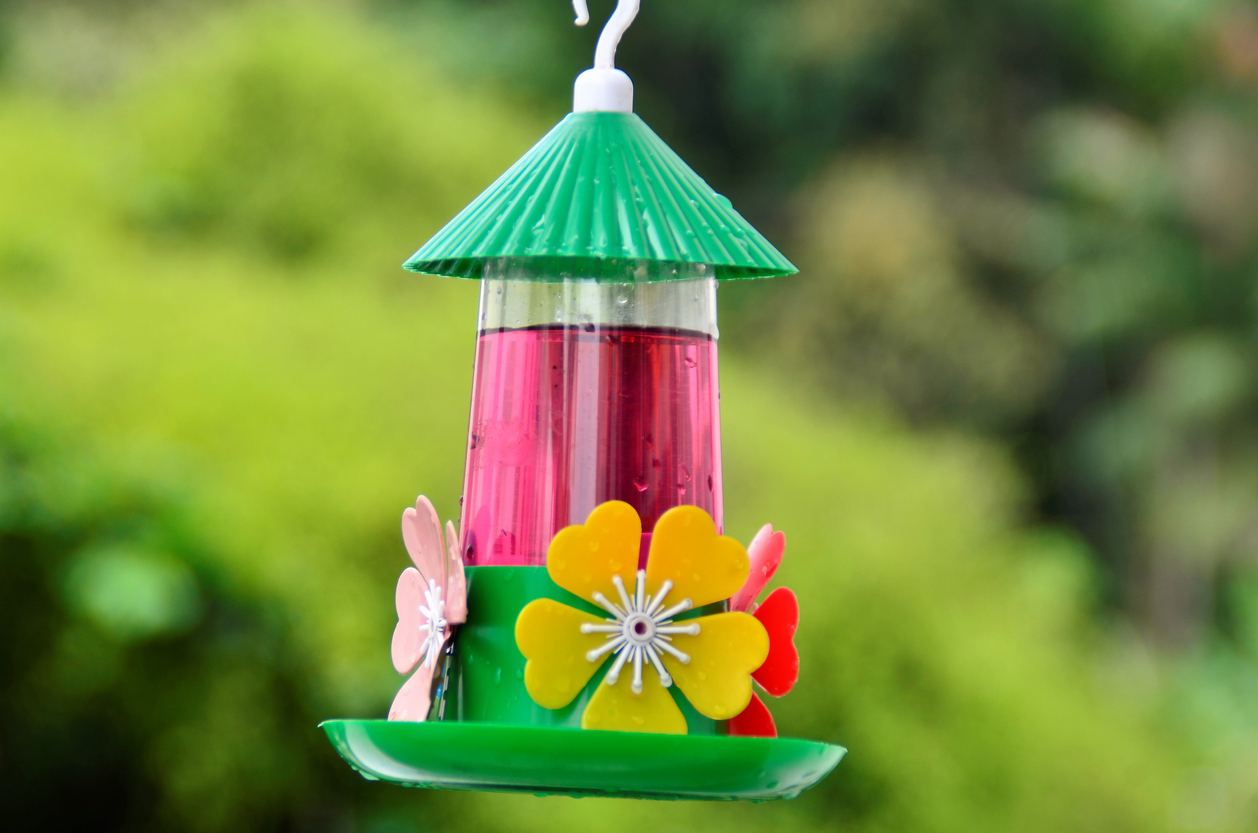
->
[727, 523, 799, 738]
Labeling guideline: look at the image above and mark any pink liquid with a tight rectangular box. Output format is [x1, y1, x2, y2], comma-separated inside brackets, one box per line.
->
[459, 325, 723, 566]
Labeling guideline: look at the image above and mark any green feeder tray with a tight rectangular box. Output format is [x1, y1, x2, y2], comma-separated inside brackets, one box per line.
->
[321, 720, 844, 801]
[328, 561, 845, 801]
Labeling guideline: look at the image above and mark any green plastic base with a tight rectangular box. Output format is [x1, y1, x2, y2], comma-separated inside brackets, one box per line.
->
[321, 720, 844, 801]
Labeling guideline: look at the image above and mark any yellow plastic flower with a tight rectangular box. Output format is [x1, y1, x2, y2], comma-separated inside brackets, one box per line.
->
[515, 501, 769, 734]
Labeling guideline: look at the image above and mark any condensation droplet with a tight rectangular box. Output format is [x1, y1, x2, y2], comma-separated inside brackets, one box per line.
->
[632, 476, 648, 492]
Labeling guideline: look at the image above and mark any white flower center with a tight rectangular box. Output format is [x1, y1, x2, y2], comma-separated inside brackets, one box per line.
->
[418, 579, 448, 668]
[579, 570, 700, 695]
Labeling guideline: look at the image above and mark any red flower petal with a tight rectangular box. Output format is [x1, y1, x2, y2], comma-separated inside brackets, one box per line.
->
[751, 587, 799, 697]
[728, 692, 777, 737]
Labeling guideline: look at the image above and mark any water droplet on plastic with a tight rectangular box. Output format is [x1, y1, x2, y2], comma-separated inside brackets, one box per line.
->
[707, 475, 714, 492]
[684, 356, 697, 368]
[680, 465, 691, 482]
[632, 476, 648, 492]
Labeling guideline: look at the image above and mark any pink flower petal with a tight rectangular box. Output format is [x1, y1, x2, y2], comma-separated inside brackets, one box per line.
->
[729, 524, 786, 612]
[444, 519, 468, 625]
[402, 496, 446, 587]
[391, 567, 428, 674]
[388, 659, 436, 722]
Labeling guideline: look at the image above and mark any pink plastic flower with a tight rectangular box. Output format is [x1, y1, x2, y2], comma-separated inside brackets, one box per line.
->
[730, 523, 786, 615]
[388, 496, 467, 721]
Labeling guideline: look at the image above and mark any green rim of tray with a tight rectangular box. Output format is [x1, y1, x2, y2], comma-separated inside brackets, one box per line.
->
[321, 719, 845, 800]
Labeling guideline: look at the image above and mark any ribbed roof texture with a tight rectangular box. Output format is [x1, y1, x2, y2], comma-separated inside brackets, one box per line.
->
[404, 112, 796, 281]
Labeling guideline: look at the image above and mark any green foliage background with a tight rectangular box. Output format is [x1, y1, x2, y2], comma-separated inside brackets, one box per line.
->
[1, 1, 1255, 831]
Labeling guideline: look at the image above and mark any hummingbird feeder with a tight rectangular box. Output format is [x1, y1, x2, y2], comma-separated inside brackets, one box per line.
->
[321, 0, 846, 801]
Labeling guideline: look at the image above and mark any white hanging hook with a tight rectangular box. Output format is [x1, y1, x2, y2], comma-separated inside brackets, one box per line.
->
[572, 0, 640, 69]
[571, 0, 639, 113]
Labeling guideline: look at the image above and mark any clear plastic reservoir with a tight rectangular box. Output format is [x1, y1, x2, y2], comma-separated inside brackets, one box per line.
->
[459, 260, 722, 566]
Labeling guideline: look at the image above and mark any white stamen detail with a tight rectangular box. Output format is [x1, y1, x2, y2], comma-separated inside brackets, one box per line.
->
[591, 591, 626, 620]
[656, 623, 701, 636]
[646, 579, 672, 616]
[580, 622, 623, 634]
[644, 644, 672, 686]
[611, 574, 634, 614]
[656, 598, 693, 621]
[586, 635, 626, 662]
[581, 570, 696, 693]
[655, 639, 692, 664]
[603, 641, 632, 685]
[631, 644, 644, 694]
[416, 579, 448, 668]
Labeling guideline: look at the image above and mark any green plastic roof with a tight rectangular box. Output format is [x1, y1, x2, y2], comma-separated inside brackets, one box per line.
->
[404, 112, 797, 281]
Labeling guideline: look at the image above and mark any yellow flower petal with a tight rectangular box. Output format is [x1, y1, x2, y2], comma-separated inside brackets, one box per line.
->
[516, 599, 608, 709]
[645, 506, 749, 609]
[661, 612, 769, 720]
[547, 501, 641, 604]
[581, 670, 688, 734]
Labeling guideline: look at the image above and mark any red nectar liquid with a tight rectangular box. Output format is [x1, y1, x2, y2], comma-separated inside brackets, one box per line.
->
[459, 324, 723, 566]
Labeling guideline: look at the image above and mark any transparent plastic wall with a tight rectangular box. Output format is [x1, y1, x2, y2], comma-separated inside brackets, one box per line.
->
[459, 259, 722, 566]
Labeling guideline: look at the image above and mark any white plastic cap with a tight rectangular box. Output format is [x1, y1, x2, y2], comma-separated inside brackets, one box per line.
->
[574, 68, 634, 113]
[571, 0, 639, 113]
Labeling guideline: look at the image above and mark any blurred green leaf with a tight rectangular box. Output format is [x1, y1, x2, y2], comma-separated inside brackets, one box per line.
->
[63, 546, 201, 641]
